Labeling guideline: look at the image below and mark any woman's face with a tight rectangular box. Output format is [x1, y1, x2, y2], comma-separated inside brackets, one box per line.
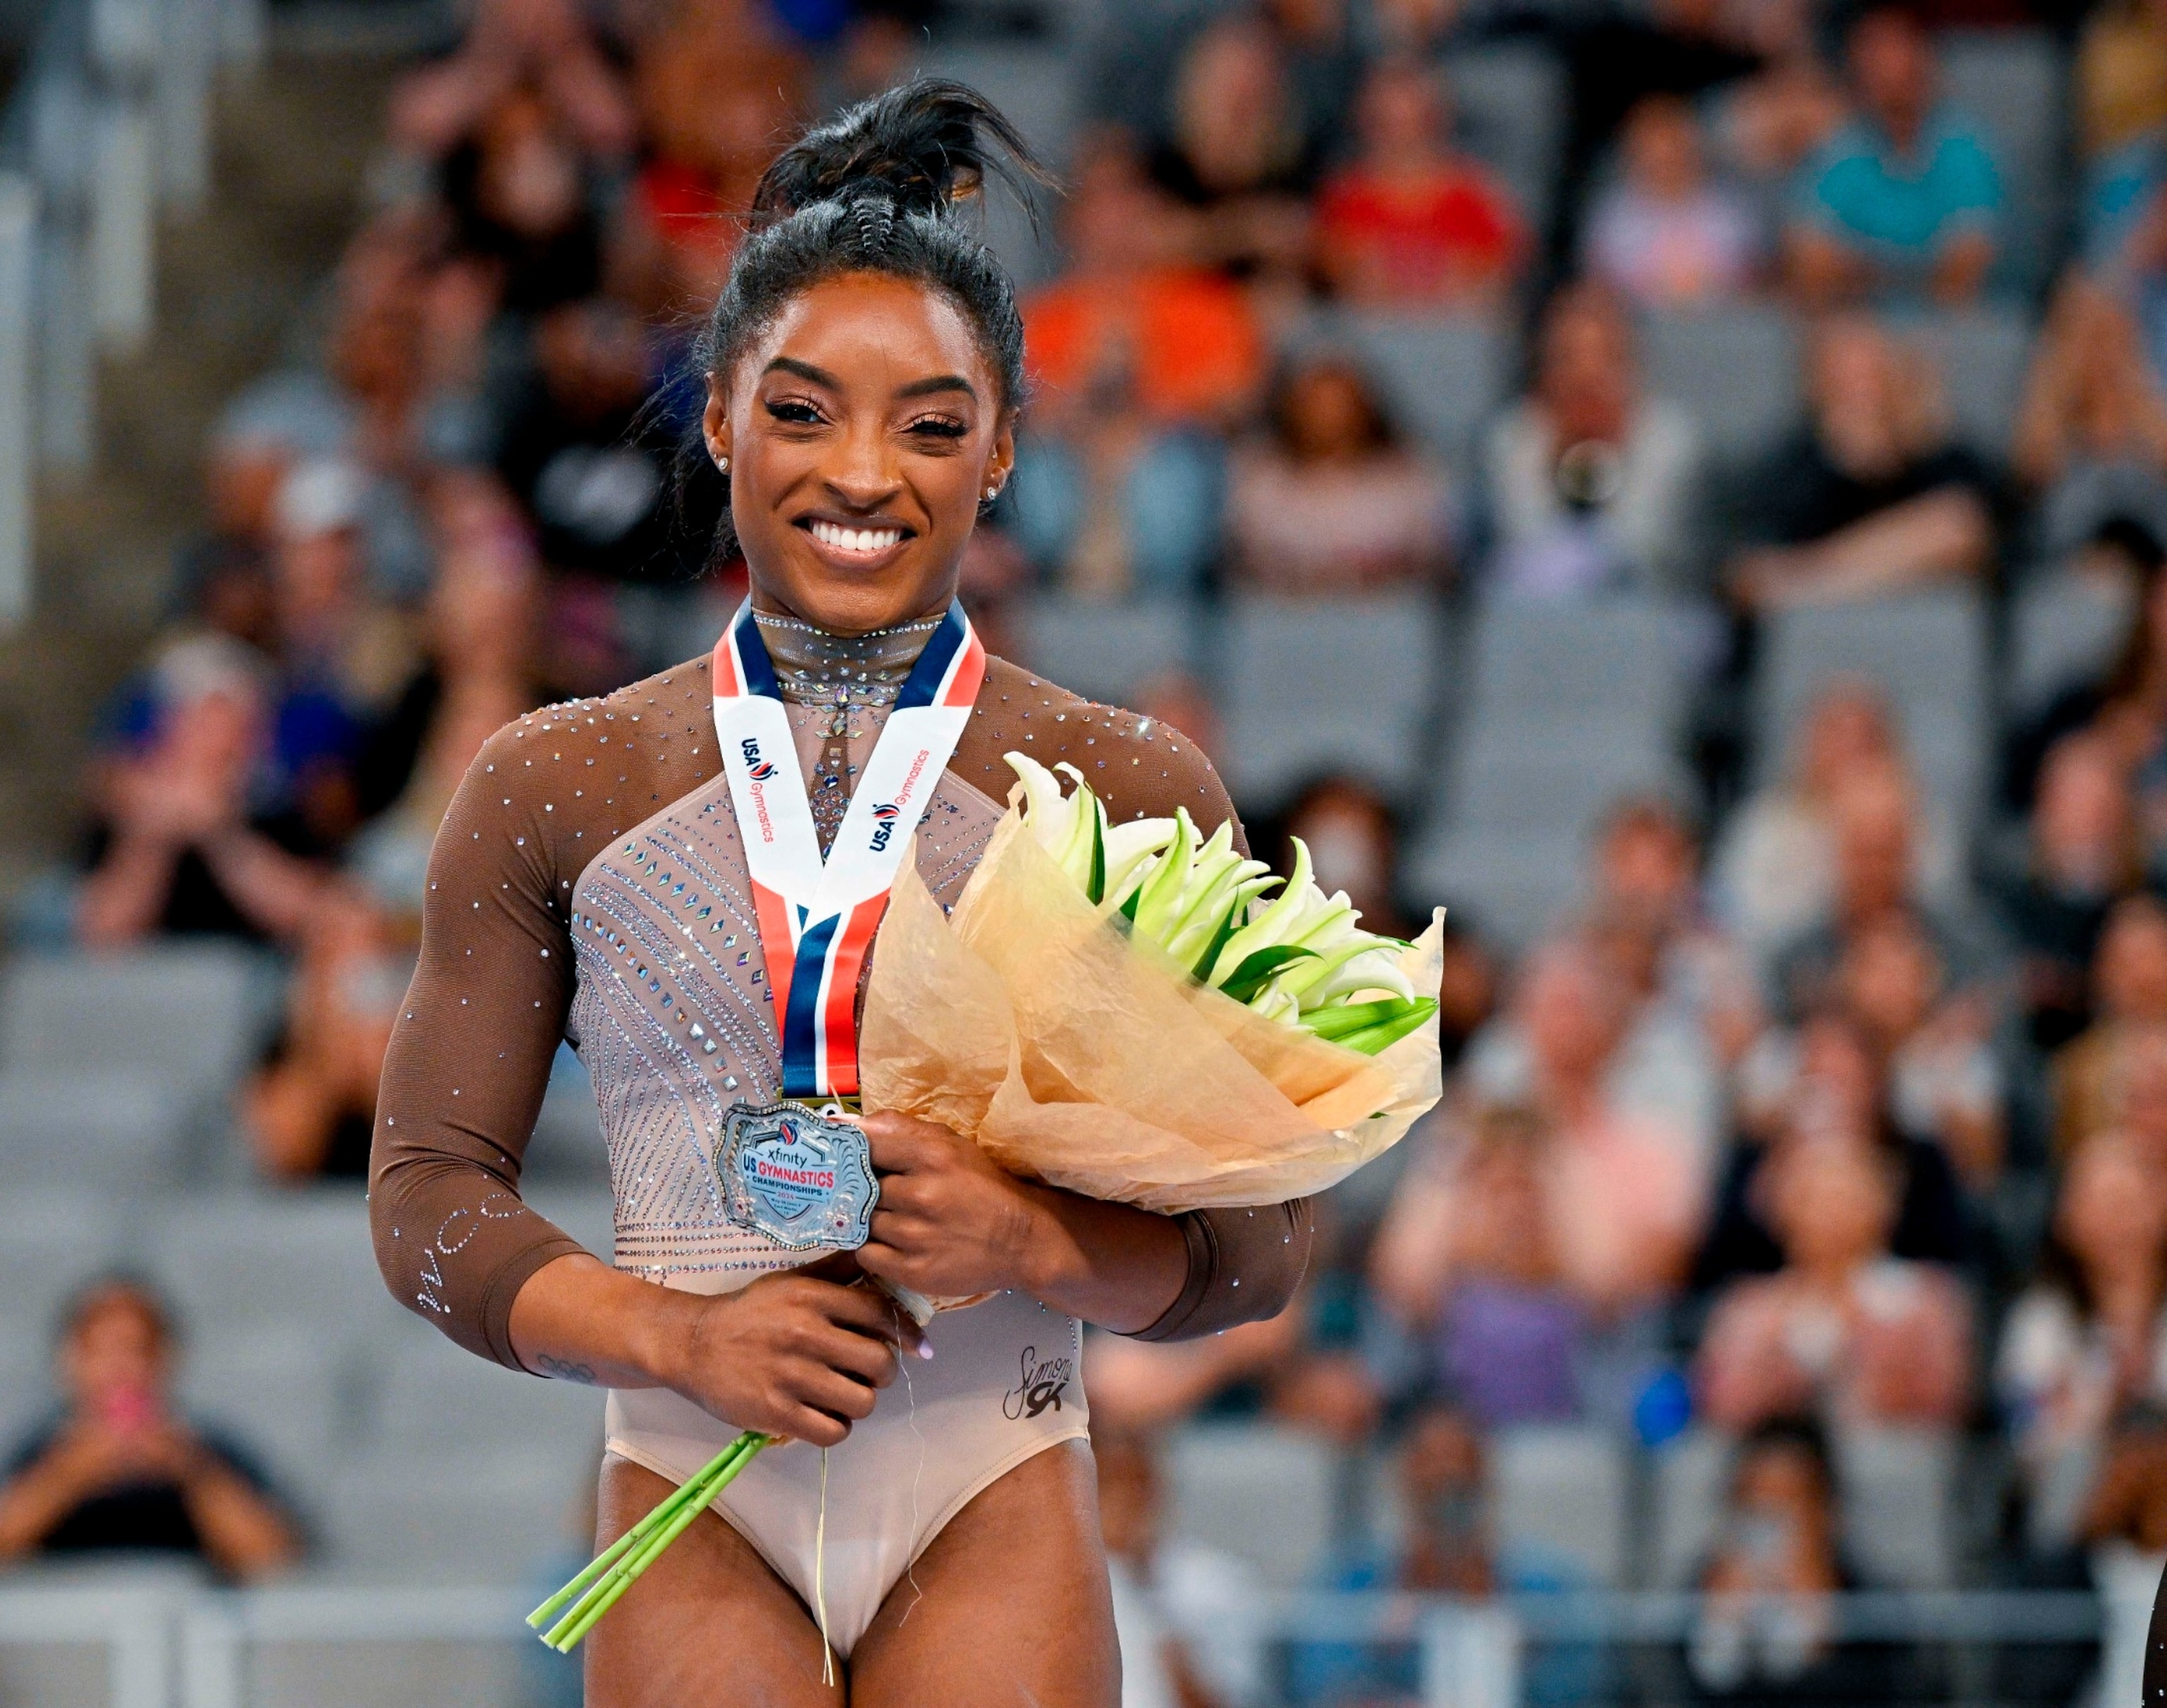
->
[1282, 366, 1378, 461]
[705, 273, 1014, 635]
[1773, 1137, 1894, 1273]
[2059, 1139, 2167, 1278]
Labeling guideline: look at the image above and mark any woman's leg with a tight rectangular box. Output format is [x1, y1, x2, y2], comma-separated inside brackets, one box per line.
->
[849, 1438, 1120, 1708]
[583, 1454, 842, 1708]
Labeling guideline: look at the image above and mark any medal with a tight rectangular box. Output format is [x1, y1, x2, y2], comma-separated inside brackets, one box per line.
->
[720, 1101, 880, 1250]
[708, 600, 984, 1246]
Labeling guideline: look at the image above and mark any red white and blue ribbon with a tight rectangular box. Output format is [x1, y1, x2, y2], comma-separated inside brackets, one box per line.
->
[710, 601, 984, 1098]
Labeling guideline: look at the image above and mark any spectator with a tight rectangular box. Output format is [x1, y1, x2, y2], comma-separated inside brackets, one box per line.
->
[0, 1280, 298, 1579]
[1147, 16, 1317, 282]
[76, 637, 326, 947]
[1766, 762, 1987, 1028]
[2079, 0, 2167, 164]
[1014, 137, 1261, 597]
[1700, 1012, 1972, 1295]
[1404, 1105, 1595, 1426]
[1706, 23, 1848, 243]
[387, 0, 632, 166]
[2013, 277, 2167, 562]
[1834, 910, 2003, 1186]
[1686, 1418, 1879, 1701]
[266, 459, 424, 847]
[1481, 283, 1707, 600]
[1376, 943, 1706, 1422]
[1223, 352, 1453, 593]
[245, 885, 413, 1181]
[1095, 1431, 1262, 1708]
[1993, 732, 2139, 1055]
[439, 89, 606, 318]
[1998, 1133, 2167, 1550]
[1584, 796, 1761, 1137]
[1785, 6, 2001, 309]
[1695, 1132, 1972, 1431]
[1313, 59, 1526, 311]
[1563, 0, 1764, 195]
[2050, 899, 2167, 1163]
[1711, 682, 1962, 962]
[1731, 315, 1997, 609]
[1585, 95, 1760, 310]
[617, 33, 805, 316]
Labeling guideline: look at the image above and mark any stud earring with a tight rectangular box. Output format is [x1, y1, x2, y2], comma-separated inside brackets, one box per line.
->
[716, 455, 730, 473]
[984, 484, 999, 499]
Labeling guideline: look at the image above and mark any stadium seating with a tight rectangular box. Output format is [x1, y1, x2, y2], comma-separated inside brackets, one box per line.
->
[1442, 42, 1567, 241]
[1641, 305, 1804, 473]
[1488, 1423, 1632, 1588]
[1410, 596, 1710, 947]
[1164, 1421, 1340, 1589]
[1754, 586, 1993, 832]
[1938, 30, 2068, 298]
[2008, 566, 2135, 717]
[0, 945, 265, 1185]
[1214, 590, 1447, 811]
[1019, 594, 1206, 708]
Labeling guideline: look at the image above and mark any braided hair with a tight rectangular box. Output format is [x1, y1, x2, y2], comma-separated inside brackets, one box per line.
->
[697, 79, 1047, 415]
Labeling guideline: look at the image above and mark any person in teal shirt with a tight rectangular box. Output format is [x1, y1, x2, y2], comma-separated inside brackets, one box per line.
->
[1788, 7, 2001, 308]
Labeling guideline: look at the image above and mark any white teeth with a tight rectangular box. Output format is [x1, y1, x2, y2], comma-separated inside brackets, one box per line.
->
[809, 520, 903, 556]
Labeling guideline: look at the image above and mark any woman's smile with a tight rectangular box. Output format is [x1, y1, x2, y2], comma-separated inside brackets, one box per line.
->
[799, 514, 915, 571]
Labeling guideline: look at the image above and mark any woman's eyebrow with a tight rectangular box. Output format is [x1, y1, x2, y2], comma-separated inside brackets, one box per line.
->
[896, 374, 977, 401]
[763, 356, 841, 387]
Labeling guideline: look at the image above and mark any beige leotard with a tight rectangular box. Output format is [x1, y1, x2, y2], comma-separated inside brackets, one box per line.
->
[370, 616, 1312, 1650]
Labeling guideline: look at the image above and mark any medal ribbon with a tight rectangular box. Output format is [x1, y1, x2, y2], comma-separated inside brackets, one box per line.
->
[710, 600, 984, 1098]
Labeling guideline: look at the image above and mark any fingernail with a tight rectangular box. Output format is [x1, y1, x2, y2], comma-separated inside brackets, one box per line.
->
[918, 1343, 935, 1360]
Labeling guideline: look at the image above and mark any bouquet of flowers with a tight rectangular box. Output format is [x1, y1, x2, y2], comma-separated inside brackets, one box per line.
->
[531, 755, 1444, 1650]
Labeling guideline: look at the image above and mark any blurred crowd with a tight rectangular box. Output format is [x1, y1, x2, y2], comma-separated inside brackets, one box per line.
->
[25, 0, 2167, 1697]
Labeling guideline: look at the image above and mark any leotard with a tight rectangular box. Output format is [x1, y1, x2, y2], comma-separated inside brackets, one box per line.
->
[370, 615, 1312, 1651]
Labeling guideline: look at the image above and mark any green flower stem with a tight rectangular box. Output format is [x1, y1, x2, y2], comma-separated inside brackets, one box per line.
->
[532, 1431, 770, 1649]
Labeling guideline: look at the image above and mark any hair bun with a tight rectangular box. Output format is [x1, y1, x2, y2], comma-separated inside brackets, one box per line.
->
[752, 78, 1043, 226]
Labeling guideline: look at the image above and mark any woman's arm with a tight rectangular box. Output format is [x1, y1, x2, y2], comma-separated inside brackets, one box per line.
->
[176, 1447, 301, 1580]
[855, 1113, 1311, 1337]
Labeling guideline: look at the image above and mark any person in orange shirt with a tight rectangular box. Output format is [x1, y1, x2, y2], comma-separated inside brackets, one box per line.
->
[1010, 138, 1265, 595]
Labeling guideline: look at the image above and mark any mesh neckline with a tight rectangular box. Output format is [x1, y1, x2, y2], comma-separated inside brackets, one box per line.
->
[750, 607, 941, 710]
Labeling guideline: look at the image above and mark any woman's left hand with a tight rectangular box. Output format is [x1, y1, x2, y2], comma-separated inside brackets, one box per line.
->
[857, 1112, 1048, 1302]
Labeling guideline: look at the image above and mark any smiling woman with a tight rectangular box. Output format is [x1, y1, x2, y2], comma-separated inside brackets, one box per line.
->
[368, 80, 1313, 1708]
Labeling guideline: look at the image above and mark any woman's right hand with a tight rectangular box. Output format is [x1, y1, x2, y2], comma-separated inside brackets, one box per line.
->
[666, 1273, 927, 1447]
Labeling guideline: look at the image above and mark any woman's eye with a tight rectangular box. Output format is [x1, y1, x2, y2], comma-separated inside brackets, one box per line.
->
[766, 399, 825, 425]
[906, 416, 970, 440]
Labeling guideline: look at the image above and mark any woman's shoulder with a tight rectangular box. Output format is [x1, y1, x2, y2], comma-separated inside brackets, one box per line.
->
[954, 653, 1244, 845]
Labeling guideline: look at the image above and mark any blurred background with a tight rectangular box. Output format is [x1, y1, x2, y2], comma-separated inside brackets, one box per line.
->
[1, 0, 2166, 1702]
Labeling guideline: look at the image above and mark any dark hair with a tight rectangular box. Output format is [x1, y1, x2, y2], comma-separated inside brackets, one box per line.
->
[1268, 351, 1398, 459]
[685, 80, 1048, 565]
[1733, 1415, 1835, 1501]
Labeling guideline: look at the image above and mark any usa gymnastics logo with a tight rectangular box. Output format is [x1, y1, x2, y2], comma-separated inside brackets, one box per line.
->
[868, 801, 901, 853]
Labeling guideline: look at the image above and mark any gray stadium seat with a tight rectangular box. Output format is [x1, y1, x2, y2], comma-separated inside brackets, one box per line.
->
[0, 1189, 121, 1340]
[181, 1326, 348, 1503]
[1019, 595, 1203, 708]
[368, 1329, 606, 1462]
[1165, 1422, 1338, 1589]
[1649, 1427, 1731, 1589]
[322, 1448, 597, 1581]
[1753, 587, 1992, 830]
[1409, 598, 1708, 946]
[1442, 42, 1565, 238]
[1910, 307, 2034, 460]
[1489, 1423, 1631, 1588]
[147, 1190, 392, 1340]
[1938, 30, 2066, 297]
[1640, 306, 1804, 471]
[2010, 567, 2135, 717]
[1214, 591, 1447, 811]
[1284, 310, 1514, 467]
[1836, 1426, 1957, 1589]
[0, 944, 267, 1185]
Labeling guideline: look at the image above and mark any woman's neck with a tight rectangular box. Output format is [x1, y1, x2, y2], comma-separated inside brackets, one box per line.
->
[749, 602, 943, 709]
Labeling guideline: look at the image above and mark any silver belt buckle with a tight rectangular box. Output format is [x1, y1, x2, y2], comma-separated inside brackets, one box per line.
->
[719, 1101, 878, 1252]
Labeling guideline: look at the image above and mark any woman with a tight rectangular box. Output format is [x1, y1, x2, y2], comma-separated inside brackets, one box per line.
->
[370, 85, 1311, 1706]
[1223, 352, 1452, 593]
[1999, 1132, 2167, 1550]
